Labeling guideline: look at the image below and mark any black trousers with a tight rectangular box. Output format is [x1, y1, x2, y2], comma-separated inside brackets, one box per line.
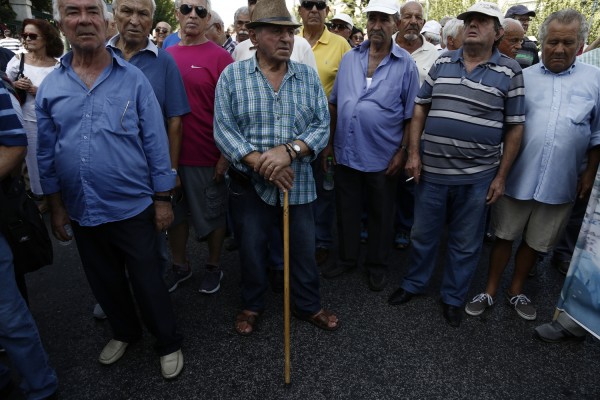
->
[72, 206, 182, 356]
[335, 165, 398, 271]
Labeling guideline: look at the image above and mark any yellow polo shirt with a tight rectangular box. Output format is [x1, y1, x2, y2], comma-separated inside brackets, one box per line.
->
[299, 26, 351, 98]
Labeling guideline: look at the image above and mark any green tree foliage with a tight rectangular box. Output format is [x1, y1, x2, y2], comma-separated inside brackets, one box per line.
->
[0, 0, 16, 24]
[530, 0, 600, 44]
[154, 0, 177, 29]
[426, 0, 477, 21]
[31, 0, 52, 13]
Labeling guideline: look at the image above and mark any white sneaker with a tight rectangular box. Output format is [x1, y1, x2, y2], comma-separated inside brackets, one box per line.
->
[160, 349, 184, 379]
[99, 340, 128, 365]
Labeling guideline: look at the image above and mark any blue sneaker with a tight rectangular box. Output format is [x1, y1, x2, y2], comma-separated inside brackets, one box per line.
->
[164, 263, 192, 293]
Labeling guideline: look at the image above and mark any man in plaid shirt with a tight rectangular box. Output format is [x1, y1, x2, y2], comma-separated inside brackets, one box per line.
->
[214, 0, 339, 336]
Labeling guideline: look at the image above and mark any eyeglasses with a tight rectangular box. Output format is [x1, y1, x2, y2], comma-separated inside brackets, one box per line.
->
[330, 23, 349, 31]
[155, 27, 169, 33]
[301, 1, 327, 11]
[21, 33, 39, 40]
[179, 4, 208, 18]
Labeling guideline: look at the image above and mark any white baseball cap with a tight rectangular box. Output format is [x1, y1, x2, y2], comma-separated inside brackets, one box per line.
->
[457, 1, 504, 24]
[364, 0, 400, 15]
[421, 20, 442, 35]
[331, 13, 353, 28]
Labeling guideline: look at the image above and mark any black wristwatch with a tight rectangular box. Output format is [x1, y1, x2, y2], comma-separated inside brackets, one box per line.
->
[152, 194, 173, 203]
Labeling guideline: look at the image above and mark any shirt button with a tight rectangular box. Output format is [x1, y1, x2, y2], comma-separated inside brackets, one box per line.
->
[84, 136, 88, 139]
[81, 158, 85, 162]
[85, 114, 90, 117]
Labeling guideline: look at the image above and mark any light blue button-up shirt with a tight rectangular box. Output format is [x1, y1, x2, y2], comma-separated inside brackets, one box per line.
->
[505, 61, 600, 204]
[36, 50, 176, 226]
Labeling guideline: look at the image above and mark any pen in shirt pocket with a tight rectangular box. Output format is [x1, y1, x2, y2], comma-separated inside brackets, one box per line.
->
[120, 100, 130, 132]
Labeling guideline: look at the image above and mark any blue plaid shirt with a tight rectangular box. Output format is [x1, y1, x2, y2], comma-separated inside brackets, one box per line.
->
[222, 36, 237, 55]
[214, 56, 329, 206]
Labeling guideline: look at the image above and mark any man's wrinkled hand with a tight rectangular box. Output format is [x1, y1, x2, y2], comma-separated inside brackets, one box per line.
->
[486, 177, 505, 205]
[154, 201, 174, 231]
[404, 153, 422, 183]
[271, 166, 295, 192]
[256, 145, 290, 180]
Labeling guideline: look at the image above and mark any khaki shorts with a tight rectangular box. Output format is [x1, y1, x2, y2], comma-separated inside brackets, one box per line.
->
[179, 166, 227, 238]
[492, 196, 573, 252]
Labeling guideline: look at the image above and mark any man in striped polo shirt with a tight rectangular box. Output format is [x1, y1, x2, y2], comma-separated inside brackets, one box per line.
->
[388, 2, 525, 328]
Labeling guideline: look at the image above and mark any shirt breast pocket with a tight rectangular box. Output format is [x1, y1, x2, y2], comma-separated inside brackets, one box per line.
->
[568, 94, 595, 125]
[293, 103, 313, 133]
[102, 96, 139, 135]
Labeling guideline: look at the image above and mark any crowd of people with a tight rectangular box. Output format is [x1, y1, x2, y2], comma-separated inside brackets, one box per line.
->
[1, 0, 599, 398]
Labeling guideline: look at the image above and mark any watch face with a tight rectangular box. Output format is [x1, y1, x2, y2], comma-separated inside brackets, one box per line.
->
[292, 144, 301, 152]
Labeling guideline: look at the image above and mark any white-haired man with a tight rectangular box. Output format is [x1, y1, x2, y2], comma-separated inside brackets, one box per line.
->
[38, 0, 183, 379]
[205, 10, 237, 54]
[441, 17, 463, 51]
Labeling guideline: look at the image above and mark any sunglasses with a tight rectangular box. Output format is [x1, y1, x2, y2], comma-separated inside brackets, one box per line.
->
[155, 27, 169, 33]
[179, 4, 208, 18]
[330, 23, 349, 31]
[301, 1, 327, 11]
[21, 32, 39, 40]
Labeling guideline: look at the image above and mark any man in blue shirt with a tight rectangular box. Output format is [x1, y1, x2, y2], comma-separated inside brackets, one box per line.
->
[37, 0, 183, 379]
[389, 2, 525, 328]
[466, 9, 600, 322]
[214, 0, 338, 335]
[324, 0, 420, 291]
[108, 0, 191, 296]
[0, 84, 58, 400]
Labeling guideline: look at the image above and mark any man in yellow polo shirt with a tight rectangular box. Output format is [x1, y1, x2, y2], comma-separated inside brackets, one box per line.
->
[298, 0, 351, 267]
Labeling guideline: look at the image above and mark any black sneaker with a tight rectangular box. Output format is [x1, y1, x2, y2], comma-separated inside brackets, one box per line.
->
[199, 266, 223, 294]
[164, 263, 192, 293]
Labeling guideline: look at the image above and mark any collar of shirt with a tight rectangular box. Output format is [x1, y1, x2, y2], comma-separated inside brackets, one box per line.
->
[106, 34, 158, 57]
[452, 47, 502, 66]
[248, 53, 303, 82]
[300, 25, 332, 46]
[540, 60, 576, 76]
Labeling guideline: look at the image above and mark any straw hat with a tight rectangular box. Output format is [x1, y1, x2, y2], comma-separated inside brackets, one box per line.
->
[246, 0, 301, 29]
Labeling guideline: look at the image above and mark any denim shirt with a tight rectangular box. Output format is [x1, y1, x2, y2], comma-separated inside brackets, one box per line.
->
[36, 49, 176, 226]
[329, 40, 420, 172]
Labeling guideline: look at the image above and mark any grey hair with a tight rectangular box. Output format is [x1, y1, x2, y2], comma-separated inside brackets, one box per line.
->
[423, 31, 440, 45]
[502, 17, 523, 32]
[234, 6, 249, 22]
[113, 0, 157, 17]
[442, 18, 462, 46]
[210, 10, 223, 27]
[53, 0, 109, 22]
[538, 8, 588, 45]
[174, 0, 211, 13]
[106, 11, 113, 22]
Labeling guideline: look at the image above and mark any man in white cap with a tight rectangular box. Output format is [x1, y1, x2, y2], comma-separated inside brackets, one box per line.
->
[388, 1, 525, 328]
[421, 20, 442, 49]
[330, 12, 353, 42]
[324, 0, 420, 290]
[214, 0, 339, 336]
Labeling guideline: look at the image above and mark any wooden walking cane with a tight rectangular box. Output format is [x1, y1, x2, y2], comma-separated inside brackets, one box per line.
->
[283, 190, 291, 384]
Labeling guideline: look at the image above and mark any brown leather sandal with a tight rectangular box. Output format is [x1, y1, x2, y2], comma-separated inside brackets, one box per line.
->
[235, 310, 259, 336]
[296, 309, 339, 331]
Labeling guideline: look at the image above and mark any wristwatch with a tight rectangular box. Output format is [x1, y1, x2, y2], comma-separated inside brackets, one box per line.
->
[289, 142, 301, 158]
[152, 194, 173, 203]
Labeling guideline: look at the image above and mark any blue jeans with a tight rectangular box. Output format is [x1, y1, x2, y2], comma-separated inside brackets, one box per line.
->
[229, 179, 321, 314]
[401, 179, 491, 306]
[0, 233, 58, 399]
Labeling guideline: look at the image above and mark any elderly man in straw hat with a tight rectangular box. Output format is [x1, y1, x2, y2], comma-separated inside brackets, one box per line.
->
[214, 0, 339, 336]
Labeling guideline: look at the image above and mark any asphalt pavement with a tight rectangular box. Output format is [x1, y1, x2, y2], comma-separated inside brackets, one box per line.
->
[3, 222, 600, 400]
